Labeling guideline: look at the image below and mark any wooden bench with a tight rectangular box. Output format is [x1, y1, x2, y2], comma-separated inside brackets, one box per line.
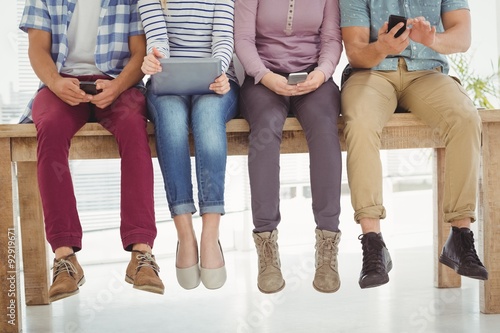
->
[1, 110, 499, 332]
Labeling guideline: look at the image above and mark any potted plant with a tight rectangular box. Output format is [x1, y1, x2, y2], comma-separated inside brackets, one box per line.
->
[448, 53, 499, 109]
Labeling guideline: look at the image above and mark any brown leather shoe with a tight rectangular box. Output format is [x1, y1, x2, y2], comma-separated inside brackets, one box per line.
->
[313, 229, 341, 293]
[49, 253, 85, 302]
[125, 250, 165, 295]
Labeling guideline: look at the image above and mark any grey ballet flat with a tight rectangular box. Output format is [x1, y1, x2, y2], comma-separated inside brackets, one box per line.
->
[200, 241, 226, 289]
[175, 242, 201, 290]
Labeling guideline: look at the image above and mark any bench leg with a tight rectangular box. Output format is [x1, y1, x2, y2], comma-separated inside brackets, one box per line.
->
[433, 148, 461, 288]
[0, 138, 22, 332]
[17, 162, 50, 306]
[479, 121, 500, 314]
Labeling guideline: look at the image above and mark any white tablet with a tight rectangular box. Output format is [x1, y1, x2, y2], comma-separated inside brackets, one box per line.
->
[150, 57, 222, 95]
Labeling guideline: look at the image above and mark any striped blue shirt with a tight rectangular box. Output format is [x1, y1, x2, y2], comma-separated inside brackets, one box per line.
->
[138, 0, 237, 82]
[18, 0, 144, 123]
[339, 0, 469, 73]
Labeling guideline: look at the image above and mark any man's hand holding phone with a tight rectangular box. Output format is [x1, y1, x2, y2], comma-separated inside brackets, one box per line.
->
[47, 77, 92, 106]
[378, 15, 411, 55]
[86, 79, 122, 109]
[385, 15, 436, 48]
[387, 15, 407, 38]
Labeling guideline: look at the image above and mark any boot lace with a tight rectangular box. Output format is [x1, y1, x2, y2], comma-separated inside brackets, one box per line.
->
[136, 252, 161, 274]
[359, 234, 386, 274]
[257, 238, 279, 270]
[316, 237, 339, 269]
[459, 231, 484, 267]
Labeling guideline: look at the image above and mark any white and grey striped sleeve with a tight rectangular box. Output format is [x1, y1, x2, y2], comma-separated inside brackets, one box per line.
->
[212, 0, 235, 73]
[138, 0, 170, 57]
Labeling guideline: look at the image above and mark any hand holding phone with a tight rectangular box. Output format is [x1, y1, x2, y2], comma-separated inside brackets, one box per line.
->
[79, 81, 102, 95]
[388, 15, 407, 38]
[287, 72, 308, 85]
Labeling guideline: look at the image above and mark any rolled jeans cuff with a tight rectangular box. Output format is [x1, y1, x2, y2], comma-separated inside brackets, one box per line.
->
[171, 202, 197, 218]
[200, 202, 225, 216]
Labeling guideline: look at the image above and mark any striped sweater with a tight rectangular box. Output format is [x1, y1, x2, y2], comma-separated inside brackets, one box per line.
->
[138, 0, 237, 82]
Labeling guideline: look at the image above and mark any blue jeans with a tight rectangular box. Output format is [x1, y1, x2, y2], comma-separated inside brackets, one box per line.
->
[147, 80, 239, 217]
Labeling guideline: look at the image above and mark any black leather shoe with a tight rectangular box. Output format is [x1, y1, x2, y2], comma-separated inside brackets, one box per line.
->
[358, 232, 393, 289]
[439, 227, 488, 280]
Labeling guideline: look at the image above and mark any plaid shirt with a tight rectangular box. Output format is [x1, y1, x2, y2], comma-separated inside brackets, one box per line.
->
[18, 0, 145, 123]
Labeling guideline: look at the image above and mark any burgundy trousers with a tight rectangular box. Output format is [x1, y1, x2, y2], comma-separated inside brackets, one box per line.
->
[32, 76, 156, 252]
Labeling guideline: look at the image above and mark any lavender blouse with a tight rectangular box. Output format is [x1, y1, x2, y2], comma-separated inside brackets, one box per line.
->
[235, 0, 343, 83]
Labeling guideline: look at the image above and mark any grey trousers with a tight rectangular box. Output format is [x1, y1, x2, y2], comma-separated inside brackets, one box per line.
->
[239, 75, 342, 233]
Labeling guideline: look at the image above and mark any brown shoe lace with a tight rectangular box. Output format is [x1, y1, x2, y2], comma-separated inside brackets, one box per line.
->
[135, 252, 161, 275]
[316, 237, 339, 269]
[257, 238, 280, 270]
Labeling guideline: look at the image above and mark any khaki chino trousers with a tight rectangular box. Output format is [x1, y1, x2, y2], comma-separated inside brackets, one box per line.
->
[341, 59, 481, 224]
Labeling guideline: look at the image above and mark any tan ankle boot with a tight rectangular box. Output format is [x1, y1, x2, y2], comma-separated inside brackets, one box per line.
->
[313, 229, 341, 293]
[252, 230, 285, 293]
[125, 250, 164, 295]
[49, 253, 85, 302]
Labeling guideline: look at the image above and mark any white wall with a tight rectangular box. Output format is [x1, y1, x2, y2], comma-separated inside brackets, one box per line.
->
[498, 0, 500, 57]
[468, 0, 499, 76]
[0, 1, 18, 104]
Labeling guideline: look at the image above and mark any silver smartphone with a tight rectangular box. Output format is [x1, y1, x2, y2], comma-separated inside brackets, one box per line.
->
[287, 72, 308, 85]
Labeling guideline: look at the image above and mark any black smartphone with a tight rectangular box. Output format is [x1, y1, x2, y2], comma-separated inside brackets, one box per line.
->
[287, 72, 308, 85]
[79, 81, 102, 95]
[388, 15, 407, 38]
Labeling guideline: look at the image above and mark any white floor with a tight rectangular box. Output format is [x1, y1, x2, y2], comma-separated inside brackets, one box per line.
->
[19, 188, 500, 333]
[21, 245, 500, 333]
